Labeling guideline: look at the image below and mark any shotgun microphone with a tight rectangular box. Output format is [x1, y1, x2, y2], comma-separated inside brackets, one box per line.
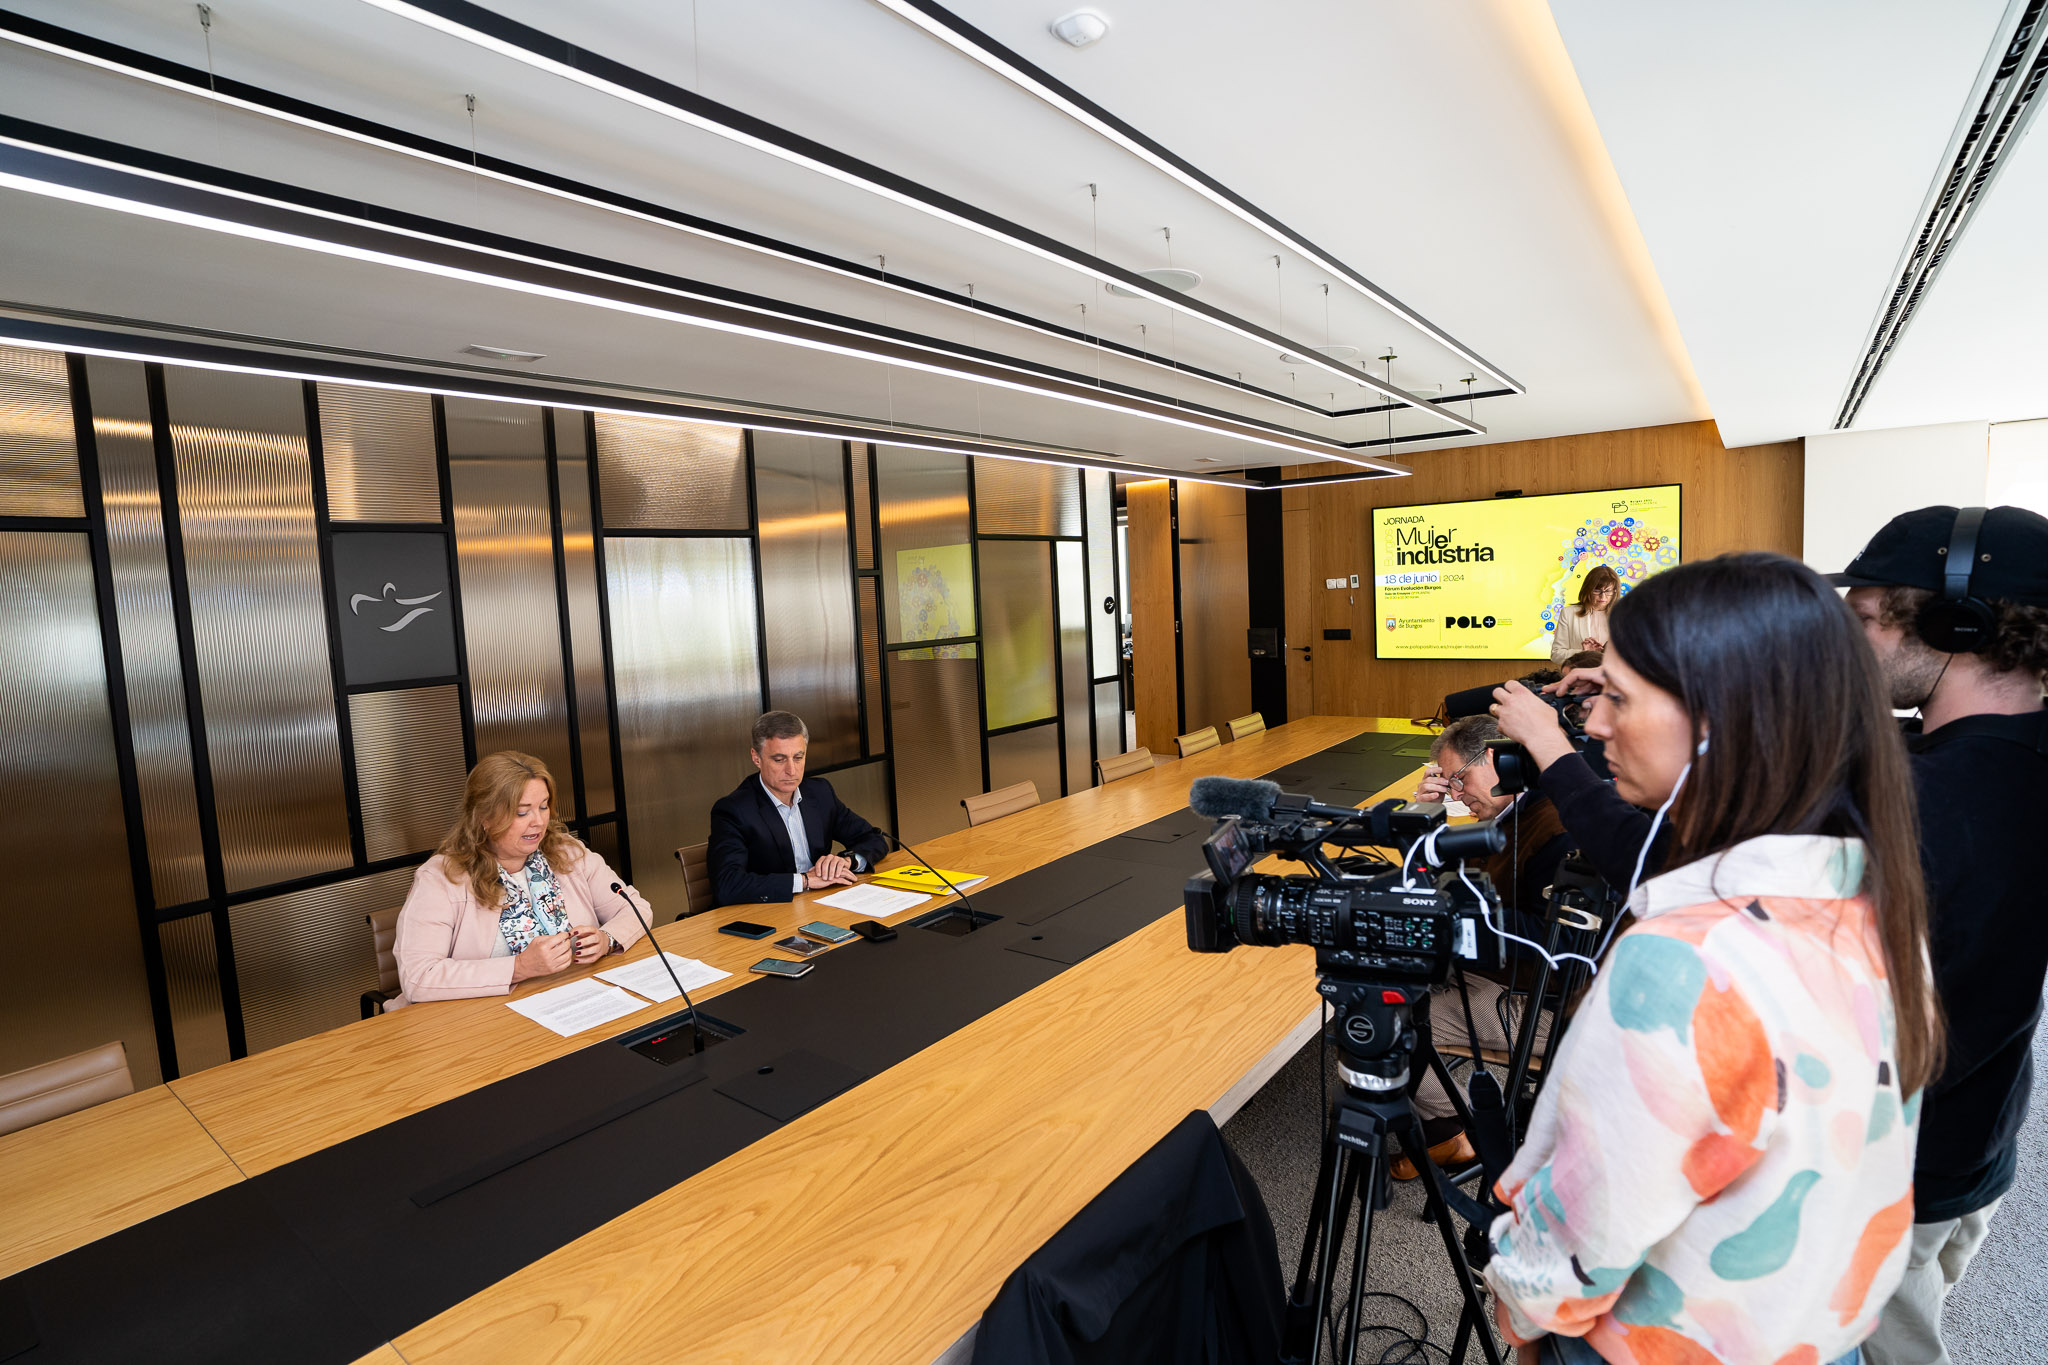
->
[611, 881, 701, 1056]
[873, 828, 989, 931]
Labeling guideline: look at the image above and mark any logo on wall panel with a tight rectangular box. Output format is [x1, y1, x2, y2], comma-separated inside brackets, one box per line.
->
[350, 581, 443, 633]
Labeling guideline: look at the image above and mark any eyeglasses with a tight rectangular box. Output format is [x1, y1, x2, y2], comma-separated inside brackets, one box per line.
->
[1441, 754, 1483, 792]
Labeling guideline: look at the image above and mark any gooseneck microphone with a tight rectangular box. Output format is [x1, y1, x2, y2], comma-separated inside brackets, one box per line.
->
[874, 827, 988, 930]
[611, 881, 702, 1057]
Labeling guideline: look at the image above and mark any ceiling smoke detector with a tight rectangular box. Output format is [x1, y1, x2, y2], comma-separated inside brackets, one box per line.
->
[464, 343, 547, 362]
[1105, 266, 1201, 299]
[1049, 9, 1110, 48]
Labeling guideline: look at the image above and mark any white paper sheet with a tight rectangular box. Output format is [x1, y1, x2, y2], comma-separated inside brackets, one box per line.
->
[814, 883, 931, 919]
[596, 952, 732, 1003]
[505, 977, 645, 1036]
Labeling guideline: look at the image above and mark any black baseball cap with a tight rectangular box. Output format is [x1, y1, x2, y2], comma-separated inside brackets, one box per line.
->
[1828, 505, 2048, 604]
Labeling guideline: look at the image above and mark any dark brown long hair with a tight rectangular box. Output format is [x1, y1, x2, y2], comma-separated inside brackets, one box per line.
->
[1606, 553, 1943, 1093]
[1575, 564, 1621, 614]
[437, 751, 583, 909]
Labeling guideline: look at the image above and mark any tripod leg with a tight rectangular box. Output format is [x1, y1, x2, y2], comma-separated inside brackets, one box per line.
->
[1337, 1144, 1383, 1365]
[1283, 1124, 1346, 1365]
[1396, 1109, 1506, 1365]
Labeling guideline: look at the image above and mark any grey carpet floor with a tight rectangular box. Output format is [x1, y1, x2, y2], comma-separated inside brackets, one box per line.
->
[1222, 996, 2048, 1364]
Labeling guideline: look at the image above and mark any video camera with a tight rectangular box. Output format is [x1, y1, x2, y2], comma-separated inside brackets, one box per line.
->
[1182, 776, 1508, 985]
[1486, 687, 1595, 795]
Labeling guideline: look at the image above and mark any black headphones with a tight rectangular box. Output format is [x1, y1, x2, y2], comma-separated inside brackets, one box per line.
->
[1913, 506, 1995, 654]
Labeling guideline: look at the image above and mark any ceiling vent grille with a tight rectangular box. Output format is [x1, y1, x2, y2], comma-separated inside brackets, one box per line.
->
[1835, 0, 2048, 428]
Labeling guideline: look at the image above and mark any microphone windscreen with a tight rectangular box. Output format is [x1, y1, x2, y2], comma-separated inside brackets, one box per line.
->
[1188, 776, 1281, 821]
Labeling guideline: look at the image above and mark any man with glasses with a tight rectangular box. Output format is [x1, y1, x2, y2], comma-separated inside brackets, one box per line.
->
[1398, 714, 1574, 1180]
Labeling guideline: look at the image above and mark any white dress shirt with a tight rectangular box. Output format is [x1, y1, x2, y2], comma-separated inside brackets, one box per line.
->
[760, 776, 866, 893]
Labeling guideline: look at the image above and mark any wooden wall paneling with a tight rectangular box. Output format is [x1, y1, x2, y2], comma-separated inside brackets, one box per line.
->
[1124, 480, 1179, 755]
[1288, 421, 1803, 718]
[1175, 481, 1251, 738]
[1282, 488, 1315, 725]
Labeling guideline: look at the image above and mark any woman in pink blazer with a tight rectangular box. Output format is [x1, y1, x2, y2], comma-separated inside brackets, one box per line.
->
[395, 751, 653, 1003]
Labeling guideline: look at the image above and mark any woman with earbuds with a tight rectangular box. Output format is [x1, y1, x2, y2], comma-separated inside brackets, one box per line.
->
[1480, 555, 1942, 1365]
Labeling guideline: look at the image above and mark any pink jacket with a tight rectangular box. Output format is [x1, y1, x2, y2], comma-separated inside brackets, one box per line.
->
[394, 843, 651, 1003]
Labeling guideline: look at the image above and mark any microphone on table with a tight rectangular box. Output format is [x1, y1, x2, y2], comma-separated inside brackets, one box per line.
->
[611, 881, 702, 1057]
[871, 828, 989, 931]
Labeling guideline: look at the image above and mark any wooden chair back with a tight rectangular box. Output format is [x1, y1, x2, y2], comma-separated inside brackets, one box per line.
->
[1094, 747, 1154, 785]
[674, 842, 714, 919]
[0, 1042, 134, 1138]
[1225, 712, 1266, 742]
[961, 780, 1042, 827]
[1174, 726, 1221, 759]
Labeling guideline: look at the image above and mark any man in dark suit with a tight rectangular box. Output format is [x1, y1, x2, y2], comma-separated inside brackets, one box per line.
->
[707, 711, 890, 907]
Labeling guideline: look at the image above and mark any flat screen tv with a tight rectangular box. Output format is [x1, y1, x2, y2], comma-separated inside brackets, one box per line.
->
[1371, 484, 1681, 660]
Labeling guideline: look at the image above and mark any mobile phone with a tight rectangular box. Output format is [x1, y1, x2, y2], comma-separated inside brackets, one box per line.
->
[719, 920, 776, 939]
[798, 921, 857, 945]
[750, 957, 814, 978]
[773, 934, 830, 957]
[849, 919, 897, 942]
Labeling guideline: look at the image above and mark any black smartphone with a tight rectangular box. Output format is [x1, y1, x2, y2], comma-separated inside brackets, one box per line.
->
[749, 958, 813, 978]
[719, 920, 776, 939]
[849, 919, 898, 942]
[773, 934, 830, 958]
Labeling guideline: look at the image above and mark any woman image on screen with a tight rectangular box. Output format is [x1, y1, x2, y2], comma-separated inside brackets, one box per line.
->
[1482, 553, 1940, 1365]
[393, 751, 650, 1003]
[1550, 564, 1619, 663]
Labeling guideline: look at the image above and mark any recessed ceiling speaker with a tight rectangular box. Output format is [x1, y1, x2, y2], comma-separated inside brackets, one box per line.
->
[1049, 9, 1111, 48]
[1105, 266, 1202, 298]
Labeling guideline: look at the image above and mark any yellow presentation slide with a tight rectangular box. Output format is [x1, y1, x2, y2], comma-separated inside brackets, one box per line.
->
[1372, 484, 1681, 659]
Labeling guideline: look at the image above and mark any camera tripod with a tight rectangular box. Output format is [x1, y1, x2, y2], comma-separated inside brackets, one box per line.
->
[1282, 978, 1506, 1365]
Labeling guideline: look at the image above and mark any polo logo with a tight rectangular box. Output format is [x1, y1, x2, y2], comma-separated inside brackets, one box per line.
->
[350, 581, 442, 633]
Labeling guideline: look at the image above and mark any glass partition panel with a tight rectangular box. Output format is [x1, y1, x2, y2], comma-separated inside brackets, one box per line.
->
[594, 412, 748, 530]
[887, 646, 981, 843]
[877, 446, 972, 644]
[973, 456, 1080, 537]
[0, 345, 83, 517]
[1177, 480, 1252, 736]
[1057, 540, 1090, 796]
[755, 432, 858, 768]
[1095, 679, 1125, 768]
[1085, 469, 1118, 678]
[978, 538, 1055, 730]
[988, 723, 1060, 809]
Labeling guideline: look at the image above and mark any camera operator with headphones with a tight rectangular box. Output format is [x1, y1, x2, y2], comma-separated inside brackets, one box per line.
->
[1830, 506, 2048, 1365]
[1480, 554, 1940, 1365]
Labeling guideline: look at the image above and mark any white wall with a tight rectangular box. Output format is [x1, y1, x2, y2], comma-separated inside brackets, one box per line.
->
[1803, 422, 1988, 571]
[1987, 418, 2048, 517]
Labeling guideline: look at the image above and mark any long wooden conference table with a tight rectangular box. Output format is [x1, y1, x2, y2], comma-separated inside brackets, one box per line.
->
[0, 716, 1438, 1364]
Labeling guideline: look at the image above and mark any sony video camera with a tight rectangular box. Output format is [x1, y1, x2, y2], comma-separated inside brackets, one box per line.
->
[1183, 777, 1509, 985]
[1486, 686, 1600, 795]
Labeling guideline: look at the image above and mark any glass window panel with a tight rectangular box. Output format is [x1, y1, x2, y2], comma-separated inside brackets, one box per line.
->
[850, 441, 874, 571]
[1085, 470, 1118, 679]
[754, 432, 859, 768]
[228, 865, 414, 1055]
[594, 412, 747, 530]
[877, 446, 973, 644]
[316, 383, 439, 522]
[554, 410, 613, 816]
[987, 723, 1060, 808]
[1094, 679, 1125, 770]
[978, 538, 1056, 730]
[887, 646, 980, 843]
[973, 456, 1080, 537]
[0, 344, 83, 517]
[1057, 541, 1090, 796]
[858, 576, 884, 757]
[1176, 481, 1252, 736]
[818, 758, 890, 838]
[605, 536, 762, 912]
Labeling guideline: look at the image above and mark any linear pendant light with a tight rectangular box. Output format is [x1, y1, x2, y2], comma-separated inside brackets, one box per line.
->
[356, 0, 1480, 434]
[0, 129, 1406, 471]
[872, 0, 1524, 395]
[0, 10, 1397, 424]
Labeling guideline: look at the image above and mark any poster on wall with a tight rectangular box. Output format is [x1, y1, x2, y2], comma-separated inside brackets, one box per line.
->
[895, 544, 975, 658]
[1371, 484, 1682, 660]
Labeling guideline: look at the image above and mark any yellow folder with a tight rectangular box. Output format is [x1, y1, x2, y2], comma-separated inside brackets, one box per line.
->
[869, 865, 987, 894]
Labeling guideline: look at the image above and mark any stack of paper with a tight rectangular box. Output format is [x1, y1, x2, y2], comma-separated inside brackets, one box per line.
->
[868, 865, 987, 894]
[814, 882, 931, 919]
[596, 952, 732, 1004]
[505, 978, 645, 1037]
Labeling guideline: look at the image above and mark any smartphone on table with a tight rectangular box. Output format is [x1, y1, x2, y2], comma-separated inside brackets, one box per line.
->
[773, 934, 830, 958]
[798, 921, 857, 945]
[750, 958, 814, 978]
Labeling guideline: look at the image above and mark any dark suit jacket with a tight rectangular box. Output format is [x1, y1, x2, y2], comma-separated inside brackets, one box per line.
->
[707, 774, 888, 907]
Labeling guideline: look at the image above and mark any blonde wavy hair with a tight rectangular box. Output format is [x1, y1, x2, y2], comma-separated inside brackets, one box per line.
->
[437, 751, 582, 909]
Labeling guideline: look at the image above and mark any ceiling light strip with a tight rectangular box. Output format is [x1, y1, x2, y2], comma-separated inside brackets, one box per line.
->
[0, 134, 1402, 471]
[870, 0, 1524, 395]
[354, 0, 1477, 432]
[0, 317, 1285, 487]
[0, 11, 1369, 423]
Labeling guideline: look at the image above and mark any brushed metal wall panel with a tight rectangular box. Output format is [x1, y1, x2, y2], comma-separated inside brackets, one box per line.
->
[584, 819, 621, 872]
[446, 396, 573, 786]
[165, 366, 351, 894]
[1, 531, 161, 1085]
[0, 345, 84, 517]
[554, 410, 613, 816]
[859, 575, 883, 756]
[1176, 481, 1253, 736]
[849, 441, 874, 570]
[594, 412, 747, 530]
[988, 723, 1061, 809]
[605, 536, 761, 912]
[754, 431, 858, 768]
[351, 685, 467, 861]
[1094, 679, 1125, 768]
[316, 384, 440, 523]
[886, 648, 981, 843]
[158, 912, 230, 1076]
[1057, 540, 1090, 796]
[1085, 470, 1118, 679]
[973, 457, 1081, 538]
[821, 758, 890, 835]
[89, 356, 207, 908]
[229, 865, 411, 1055]
[877, 447, 972, 644]
[977, 538, 1055, 730]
